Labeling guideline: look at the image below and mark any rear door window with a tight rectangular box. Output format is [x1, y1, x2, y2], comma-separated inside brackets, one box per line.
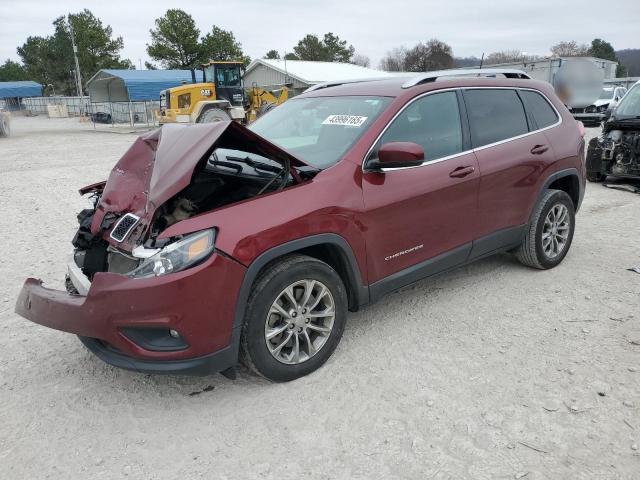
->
[375, 91, 463, 162]
[519, 90, 559, 129]
[464, 89, 529, 148]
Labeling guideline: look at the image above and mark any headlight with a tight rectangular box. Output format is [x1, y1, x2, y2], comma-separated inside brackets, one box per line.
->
[128, 229, 215, 278]
[597, 104, 609, 112]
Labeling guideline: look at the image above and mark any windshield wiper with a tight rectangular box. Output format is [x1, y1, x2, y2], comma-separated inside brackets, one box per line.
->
[225, 155, 284, 174]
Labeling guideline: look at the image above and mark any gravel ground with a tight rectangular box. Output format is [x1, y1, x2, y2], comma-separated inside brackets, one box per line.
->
[1, 116, 639, 479]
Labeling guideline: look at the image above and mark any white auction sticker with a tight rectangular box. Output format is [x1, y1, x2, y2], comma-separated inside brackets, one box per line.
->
[322, 115, 368, 127]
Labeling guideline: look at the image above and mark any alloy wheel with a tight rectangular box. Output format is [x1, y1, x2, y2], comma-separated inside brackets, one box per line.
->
[542, 203, 570, 259]
[264, 279, 336, 365]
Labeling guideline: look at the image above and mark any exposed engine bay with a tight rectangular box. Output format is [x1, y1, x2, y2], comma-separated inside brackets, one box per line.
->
[68, 122, 316, 284]
[587, 121, 640, 181]
[587, 120, 640, 182]
[151, 148, 296, 236]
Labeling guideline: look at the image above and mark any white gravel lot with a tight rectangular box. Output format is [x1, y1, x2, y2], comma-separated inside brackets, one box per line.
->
[1, 116, 639, 480]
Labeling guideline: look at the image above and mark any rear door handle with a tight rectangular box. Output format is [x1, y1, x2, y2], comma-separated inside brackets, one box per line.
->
[530, 144, 549, 155]
[449, 165, 475, 178]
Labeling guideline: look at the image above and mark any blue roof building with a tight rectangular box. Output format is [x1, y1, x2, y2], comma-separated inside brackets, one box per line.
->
[86, 69, 204, 102]
[0, 81, 43, 99]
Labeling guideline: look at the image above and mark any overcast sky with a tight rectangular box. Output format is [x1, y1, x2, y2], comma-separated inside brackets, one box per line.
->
[1, 0, 639, 69]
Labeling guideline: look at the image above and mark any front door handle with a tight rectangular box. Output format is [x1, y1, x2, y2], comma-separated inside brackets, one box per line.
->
[530, 144, 549, 155]
[449, 165, 475, 178]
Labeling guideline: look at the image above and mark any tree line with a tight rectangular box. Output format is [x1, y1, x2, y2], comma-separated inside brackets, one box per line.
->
[0, 7, 634, 95]
[380, 38, 628, 77]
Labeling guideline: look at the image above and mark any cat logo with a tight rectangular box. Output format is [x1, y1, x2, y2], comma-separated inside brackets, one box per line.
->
[200, 89, 212, 97]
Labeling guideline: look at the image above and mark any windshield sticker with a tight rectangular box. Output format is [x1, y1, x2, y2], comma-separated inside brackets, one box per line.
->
[322, 115, 368, 127]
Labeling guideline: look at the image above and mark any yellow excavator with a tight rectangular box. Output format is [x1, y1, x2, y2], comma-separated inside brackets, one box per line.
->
[158, 60, 288, 125]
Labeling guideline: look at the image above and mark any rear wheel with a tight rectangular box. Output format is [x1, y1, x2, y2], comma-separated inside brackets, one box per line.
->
[196, 107, 230, 123]
[240, 255, 347, 382]
[516, 189, 575, 269]
[256, 103, 275, 118]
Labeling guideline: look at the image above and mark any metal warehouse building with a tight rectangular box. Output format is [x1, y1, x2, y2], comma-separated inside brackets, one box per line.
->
[243, 59, 392, 95]
[86, 69, 204, 103]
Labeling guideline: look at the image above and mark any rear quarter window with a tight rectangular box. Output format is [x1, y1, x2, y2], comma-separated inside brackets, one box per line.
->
[464, 89, 529, 148]
[519, 90, 559, 129]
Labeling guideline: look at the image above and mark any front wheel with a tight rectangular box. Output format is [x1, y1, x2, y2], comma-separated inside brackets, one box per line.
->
[196, 107, 230, 123]
[515, 189, 575, 269]
[240, 255, 347, 382]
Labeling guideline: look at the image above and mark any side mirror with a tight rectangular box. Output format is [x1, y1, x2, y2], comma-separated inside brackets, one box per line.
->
[369, 142, 425, 170]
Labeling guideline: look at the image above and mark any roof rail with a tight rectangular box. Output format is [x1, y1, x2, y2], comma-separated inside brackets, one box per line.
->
[401, 68, 531, 89]
[304, 77, 392, 93]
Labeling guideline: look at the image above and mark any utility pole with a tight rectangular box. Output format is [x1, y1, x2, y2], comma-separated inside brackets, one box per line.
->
[68, 14, 84, 116]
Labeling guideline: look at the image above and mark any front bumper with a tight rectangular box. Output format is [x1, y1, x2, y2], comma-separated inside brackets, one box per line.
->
[78, 334, 240, 375]
[15, 253, 246, 374]
[572, 112, 605, 123]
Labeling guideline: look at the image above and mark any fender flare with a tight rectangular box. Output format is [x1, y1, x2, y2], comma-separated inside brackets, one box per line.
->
[528, 167, 583, 223]
[231, 233, 368, 333]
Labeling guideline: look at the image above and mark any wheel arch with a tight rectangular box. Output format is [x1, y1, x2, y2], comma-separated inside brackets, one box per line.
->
[232, 234, 368, 332]
[548, 173, 581, 211]
[530, 168, 583, 222]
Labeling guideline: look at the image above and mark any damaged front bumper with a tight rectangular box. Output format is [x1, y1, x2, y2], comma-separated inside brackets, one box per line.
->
[572, 112, 605, 123]
[15, 253, 246, 375]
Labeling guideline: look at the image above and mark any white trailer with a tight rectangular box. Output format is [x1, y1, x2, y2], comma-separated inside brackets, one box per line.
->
[477, 56, 617, 108]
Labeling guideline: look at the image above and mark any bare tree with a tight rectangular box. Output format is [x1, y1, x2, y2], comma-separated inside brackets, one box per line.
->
[403, 39, 454, 72]
[485, 50, 525, 64]
[351, 53, 370, 68]
[379, 47, 407, 72]
[380, 39, 454, 72]
[550, 41, 589, 57]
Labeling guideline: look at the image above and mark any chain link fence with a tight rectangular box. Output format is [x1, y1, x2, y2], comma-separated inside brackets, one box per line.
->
[12, 96, 160, 127]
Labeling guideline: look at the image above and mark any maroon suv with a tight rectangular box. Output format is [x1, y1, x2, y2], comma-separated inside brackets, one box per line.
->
[16, 69, 586, 382]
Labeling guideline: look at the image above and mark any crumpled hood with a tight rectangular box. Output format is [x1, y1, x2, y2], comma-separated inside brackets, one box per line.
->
[90, 121, 308, 247]
[594, 98, 613, 108]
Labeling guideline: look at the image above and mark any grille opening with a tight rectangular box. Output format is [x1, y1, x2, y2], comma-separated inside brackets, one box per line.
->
[110, 213, 140, 242]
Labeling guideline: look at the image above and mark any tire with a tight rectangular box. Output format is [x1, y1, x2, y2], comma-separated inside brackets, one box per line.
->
[240, 254, 348, 382]
[196, 107, 231, 123]
[515, 189, 575, 270]
[587, 171, 606, 183]
[256, 103, 275, 118]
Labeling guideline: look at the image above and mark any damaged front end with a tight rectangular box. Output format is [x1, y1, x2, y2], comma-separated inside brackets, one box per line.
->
[586, 119, 640, 182]
[71, 121, 316, 282]
[15, 121, 317, 374]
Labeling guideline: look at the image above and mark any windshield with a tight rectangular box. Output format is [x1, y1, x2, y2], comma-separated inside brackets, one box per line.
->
[615, 84, 640, 117]
[249, 96, 392, 169]
[203, 65, 242, 87]
[598, 88, 614, 100]
[216, 65, 242, 87]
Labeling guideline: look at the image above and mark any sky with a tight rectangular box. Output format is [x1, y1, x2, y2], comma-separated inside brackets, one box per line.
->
[1, 0, 639, 69]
